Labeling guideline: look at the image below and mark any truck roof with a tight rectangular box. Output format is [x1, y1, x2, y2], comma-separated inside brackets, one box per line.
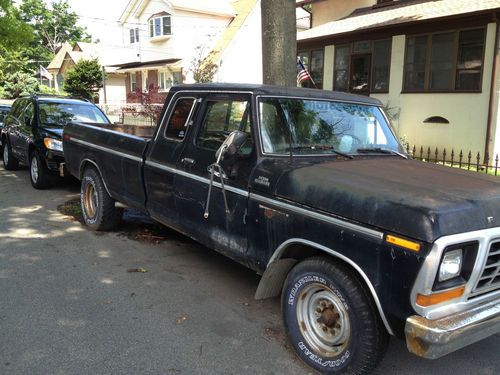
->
[171, 83, 382, 106]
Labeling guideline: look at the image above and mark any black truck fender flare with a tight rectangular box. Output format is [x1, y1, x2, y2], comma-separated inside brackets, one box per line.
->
[79, 158, 113, 198]
[254, 238, 395, 336]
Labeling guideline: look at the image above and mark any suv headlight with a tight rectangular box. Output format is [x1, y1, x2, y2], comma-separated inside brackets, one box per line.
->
[44, 138, 63, 152]
[438, 248, 463, 282]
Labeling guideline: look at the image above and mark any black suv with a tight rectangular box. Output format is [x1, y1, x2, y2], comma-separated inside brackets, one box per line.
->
[1, 95, 111, 189]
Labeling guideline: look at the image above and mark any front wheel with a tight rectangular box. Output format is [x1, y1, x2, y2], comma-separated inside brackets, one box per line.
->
[30, 152, 53, 189]
[81, 167, 122, 230]
[282, 257, 388, 375]
[2, 141, 19, 170]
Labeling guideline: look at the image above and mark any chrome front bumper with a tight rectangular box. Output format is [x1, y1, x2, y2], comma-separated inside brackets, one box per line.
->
[405, 298, 500, 359]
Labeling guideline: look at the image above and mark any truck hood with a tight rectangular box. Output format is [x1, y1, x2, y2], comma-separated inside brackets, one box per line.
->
[272, 158, 500, 243]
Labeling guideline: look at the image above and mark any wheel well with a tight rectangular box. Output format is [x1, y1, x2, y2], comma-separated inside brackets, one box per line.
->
[255, 240, 394, 335]
[79, 159, 112, 197]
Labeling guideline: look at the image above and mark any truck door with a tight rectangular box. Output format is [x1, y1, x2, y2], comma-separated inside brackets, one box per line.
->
[144, 94, 201, 227]
[175, 94, 256, 264]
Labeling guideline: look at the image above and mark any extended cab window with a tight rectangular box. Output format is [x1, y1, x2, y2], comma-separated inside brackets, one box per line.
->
[165, 98, 196, 140]
[197, 100, 253, 154]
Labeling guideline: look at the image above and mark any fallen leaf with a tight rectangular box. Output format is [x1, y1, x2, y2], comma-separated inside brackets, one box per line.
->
[127, 268, 148, 273]
[176, 315, 189, 324]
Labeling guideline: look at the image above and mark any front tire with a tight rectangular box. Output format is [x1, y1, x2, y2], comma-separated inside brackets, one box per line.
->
[81, 167, 122, 230]
[282, 257, 388, 375]
[30, 152, 53, 189]
[2, 141, 19, 170]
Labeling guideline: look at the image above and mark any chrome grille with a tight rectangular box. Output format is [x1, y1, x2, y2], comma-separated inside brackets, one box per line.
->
[471, 241, 500, 297]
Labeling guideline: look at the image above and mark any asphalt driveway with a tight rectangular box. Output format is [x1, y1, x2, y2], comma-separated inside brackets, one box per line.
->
[0, 165, 498, 375]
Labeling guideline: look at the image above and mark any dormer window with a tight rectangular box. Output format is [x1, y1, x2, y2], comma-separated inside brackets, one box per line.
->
[149, 13, 172, 39]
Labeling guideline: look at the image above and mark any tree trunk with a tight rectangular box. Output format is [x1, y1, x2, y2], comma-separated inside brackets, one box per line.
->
[261, 0, 297, 87]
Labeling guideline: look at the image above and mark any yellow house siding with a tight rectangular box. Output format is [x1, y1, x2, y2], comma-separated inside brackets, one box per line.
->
[311, 0, 376, 27]
[396, 23, 496, 155]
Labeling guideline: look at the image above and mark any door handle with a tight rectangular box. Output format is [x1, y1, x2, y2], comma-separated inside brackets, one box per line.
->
[181, 157, 195, 166]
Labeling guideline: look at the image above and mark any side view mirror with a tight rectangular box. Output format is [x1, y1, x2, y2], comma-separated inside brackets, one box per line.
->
[215, 130, 249, 163]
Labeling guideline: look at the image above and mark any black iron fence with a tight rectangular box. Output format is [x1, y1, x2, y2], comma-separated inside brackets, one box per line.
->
[406, 145, 499, 176]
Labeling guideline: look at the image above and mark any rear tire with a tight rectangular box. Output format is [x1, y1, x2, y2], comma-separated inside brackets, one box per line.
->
[81, 167, 122, 230]
[282, 257, 388, 375]
[2, 141, 19, 170]
[30, 152, 53, 189]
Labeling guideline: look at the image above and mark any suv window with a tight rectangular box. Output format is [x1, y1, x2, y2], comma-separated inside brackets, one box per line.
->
[22, 103, 34, 126]
[10, 99, 28, 119]
[165, 98, 196, 140]
[197, 100, 252, 154]
[38, 102, 109, 127]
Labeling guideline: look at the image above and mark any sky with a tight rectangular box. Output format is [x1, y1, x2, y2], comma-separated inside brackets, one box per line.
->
[66, 0, 131, 45]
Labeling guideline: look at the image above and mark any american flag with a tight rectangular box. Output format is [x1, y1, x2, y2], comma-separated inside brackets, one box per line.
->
[297, 58, 312, 85]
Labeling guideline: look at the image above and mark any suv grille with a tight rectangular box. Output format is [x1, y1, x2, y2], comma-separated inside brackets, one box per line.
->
[471, 241, 500, 297]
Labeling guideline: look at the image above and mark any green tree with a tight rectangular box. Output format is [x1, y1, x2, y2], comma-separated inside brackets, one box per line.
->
[3, 71, 39, 99]
[0, 0, 33, 51]
[19, 0, 91, 69]
[64, 59, 103, 100]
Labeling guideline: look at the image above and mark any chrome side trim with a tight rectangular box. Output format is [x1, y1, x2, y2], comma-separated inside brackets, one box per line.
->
[78, 158, 112, 197]
[73, 122, 148, 141]
[269, 238, 394, 336]
[145, 160, 249, 197]
[250, 193, 384, 241]
[70, 137, 143, 163]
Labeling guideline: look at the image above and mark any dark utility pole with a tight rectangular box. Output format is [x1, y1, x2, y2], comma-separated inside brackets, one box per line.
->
[261, 0, 297, 87]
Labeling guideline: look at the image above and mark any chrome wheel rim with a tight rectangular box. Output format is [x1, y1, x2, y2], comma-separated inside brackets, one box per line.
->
[3, 145, 8, 164]
[296, 283, 351, 357]
[30, 156, 39, 183]
[83, 182, 97, 218]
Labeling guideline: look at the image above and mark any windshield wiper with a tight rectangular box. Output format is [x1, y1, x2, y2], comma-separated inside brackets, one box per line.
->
[290, 145, 354, 159]
[356, 147, 408, 159]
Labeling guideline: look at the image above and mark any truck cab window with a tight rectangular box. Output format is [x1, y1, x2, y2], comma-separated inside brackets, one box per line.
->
[165, 98, 196, 140]
[197, 100, 253, 155]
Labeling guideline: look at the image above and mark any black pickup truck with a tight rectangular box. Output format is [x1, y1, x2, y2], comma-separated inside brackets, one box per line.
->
[63, 84, 500, 375]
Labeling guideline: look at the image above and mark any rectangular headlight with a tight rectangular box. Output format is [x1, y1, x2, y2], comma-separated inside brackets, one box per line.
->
[44, 138, 63, 152]
[438, 248, 463, 282]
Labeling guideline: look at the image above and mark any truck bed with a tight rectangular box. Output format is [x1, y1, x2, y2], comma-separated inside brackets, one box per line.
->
[64, 122, 152, 210]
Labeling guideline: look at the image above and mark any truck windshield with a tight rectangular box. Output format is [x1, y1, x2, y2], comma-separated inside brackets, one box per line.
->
[258, 98, 403, 156]
[38, 102, 109, 127]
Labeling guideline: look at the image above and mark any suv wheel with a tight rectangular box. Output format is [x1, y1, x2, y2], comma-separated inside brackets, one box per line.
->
[30, 152, 52, 189]
[2, 141, 19, 170]
[282, 257, 388, 374]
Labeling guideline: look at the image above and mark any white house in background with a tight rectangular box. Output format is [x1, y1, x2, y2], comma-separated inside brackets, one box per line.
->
[116, 0, 236, 103]
[46, 41, 137, 106]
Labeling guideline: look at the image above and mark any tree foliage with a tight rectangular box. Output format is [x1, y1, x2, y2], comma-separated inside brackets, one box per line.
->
[64, 59, 103, 100]
[19, 0, 91, 68]
[189, 45, 219, 83]
[0, 0, 33, 51]
[3, 71, 39, 99]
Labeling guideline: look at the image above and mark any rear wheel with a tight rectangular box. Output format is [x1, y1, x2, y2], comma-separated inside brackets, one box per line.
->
[2, 141, 19, 170]
[282, 257, 388, 375]
[30, 152, 53, 189]
[81, 167, 122, 230]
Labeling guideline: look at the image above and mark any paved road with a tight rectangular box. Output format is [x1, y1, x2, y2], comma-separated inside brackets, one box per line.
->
[0, 165, 498, 375]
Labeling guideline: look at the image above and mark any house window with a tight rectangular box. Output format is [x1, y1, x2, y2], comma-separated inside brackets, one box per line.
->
[333, 39, 391, 94]
[159, 71, 182, 91]
[130, 28, 139, 44]
[297, 49, 324, 89]
[404, 28, 485, 92]
[149, 15, 172, 38]
[130, 73, 137, 92]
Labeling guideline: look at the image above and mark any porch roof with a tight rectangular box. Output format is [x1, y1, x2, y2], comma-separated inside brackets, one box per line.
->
[111, 58, 182, 72]
[298, 0, 500, 42]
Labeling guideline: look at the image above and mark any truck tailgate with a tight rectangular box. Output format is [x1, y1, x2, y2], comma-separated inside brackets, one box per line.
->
[63, 123, 150, 210]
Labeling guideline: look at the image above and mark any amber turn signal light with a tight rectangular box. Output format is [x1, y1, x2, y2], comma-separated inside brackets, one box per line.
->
[386, 235, 421, 252]
[416, 286, 465, 307]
